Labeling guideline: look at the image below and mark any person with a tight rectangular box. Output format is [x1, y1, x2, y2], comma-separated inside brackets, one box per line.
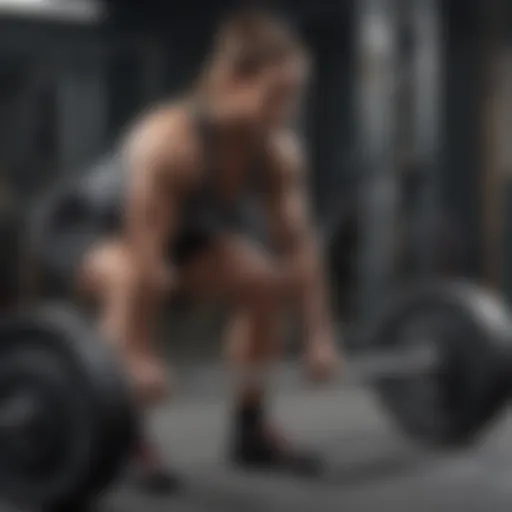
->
[72, 7, 341, 491]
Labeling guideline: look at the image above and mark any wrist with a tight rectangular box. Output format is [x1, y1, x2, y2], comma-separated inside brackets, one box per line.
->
[305, 321, 335, 345]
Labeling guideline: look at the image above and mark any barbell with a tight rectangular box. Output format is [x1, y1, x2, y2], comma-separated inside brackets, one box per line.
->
[0, 279, 511, 510]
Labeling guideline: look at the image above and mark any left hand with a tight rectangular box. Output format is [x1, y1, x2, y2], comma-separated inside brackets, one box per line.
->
[304, 332, 343, 383]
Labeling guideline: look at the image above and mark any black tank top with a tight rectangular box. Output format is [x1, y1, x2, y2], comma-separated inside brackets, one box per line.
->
[70, 105, 269, 233]
[179, 108, 270, 231]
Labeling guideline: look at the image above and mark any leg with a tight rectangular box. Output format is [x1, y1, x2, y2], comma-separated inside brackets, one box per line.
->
[180, 234, 321, 474]
[79, 238, 168, 405]
[78, 238, 178, 492]
[180, 233, 283, 389]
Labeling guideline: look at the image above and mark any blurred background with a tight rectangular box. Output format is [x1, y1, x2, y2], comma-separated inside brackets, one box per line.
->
[1, 5, 512, 510]
[0, 0, 511, 356]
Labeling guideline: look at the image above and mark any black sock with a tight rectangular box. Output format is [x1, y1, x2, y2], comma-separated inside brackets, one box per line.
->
[232, 401, 323, 474]
[132, 420, 162, 467]
[236, 401, 264, 432]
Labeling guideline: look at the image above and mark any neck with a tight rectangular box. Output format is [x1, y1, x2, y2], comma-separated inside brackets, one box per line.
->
[198, 95, 263, 151]
[203, 88, 263, 125]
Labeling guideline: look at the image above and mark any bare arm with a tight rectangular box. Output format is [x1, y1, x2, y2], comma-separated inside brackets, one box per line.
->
[123, 113, 193, 290]
[266, 133, 333, 342]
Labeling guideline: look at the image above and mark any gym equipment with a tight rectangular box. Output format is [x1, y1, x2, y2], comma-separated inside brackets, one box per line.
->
[13, 150, 512, 507]
[2, 278, 511, 509]
[2, 278, 510, 509]
[0, 304, 137, 511]
[360, 280, 512, 445]
[280, 280, 511, 446]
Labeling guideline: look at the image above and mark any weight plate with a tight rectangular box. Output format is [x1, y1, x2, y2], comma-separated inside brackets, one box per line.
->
[40, 307, 139, 497]
[369, 280, 512, 447]
[0, 343, 97, 508]
[0, 304, 137, 508]
[28, 305, 137, 500]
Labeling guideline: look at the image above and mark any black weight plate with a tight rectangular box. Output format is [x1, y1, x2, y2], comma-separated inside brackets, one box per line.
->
[38, 307, 139, 497]
[453, 283, 512, 436]
[0, 345, 97, 508]
[24, 305, 138, 499]
[0, 305, 137, 508]
[368, 280, 512, 447]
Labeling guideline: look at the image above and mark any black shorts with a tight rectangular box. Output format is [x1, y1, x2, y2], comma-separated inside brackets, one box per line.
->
[33, 222, 217, 296]
[170, 219, 220, 267]
[37, 206, 247, 292]
[33, 171, 253, 294]
[41, 221, 221, 286]
[170, 204, 251, 267]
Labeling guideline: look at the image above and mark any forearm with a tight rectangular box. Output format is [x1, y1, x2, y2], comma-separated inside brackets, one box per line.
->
[266, 130, 335, 343]
[283, 233, 333, 341]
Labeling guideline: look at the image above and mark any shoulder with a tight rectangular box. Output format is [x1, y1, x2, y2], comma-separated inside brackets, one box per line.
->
[266, 129, 307, 186]
[123, 101, 201, 186]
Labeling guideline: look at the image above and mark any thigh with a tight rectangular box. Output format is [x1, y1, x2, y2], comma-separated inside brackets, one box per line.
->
[178, 234, 278, 304]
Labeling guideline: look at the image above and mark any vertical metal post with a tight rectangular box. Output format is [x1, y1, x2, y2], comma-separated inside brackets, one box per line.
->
[356, 0, 400, 320]
[57, 57, 107, 172]
[138, 36, 167, 106]
[411, 0, 443, 275]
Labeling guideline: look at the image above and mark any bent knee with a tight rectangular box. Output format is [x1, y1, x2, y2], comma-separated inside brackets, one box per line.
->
[80, 240, 165, 299]
[79, 240, 132, 295]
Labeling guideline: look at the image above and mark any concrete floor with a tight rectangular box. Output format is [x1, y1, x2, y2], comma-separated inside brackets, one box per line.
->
[98, 362, 512, 512]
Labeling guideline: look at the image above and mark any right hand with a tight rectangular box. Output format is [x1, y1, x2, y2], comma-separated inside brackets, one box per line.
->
[304, 332, 343, 384]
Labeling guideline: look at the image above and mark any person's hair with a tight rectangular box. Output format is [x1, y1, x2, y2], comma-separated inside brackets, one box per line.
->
[197, 7, 309, 94]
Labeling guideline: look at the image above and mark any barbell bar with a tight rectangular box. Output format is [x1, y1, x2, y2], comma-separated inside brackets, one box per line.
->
[238, 343, 440, 388]
[341, 343, 440, 383]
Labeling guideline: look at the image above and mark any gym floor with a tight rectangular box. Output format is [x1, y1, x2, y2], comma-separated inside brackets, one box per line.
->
[101, 362, 512, 512]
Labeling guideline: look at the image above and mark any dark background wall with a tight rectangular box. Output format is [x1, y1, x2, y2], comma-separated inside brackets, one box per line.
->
[443, 0, 484, 279]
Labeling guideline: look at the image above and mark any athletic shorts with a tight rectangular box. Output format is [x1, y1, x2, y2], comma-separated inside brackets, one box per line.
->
[170, 203, 252, 267]
[33, 191, 249, 291]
